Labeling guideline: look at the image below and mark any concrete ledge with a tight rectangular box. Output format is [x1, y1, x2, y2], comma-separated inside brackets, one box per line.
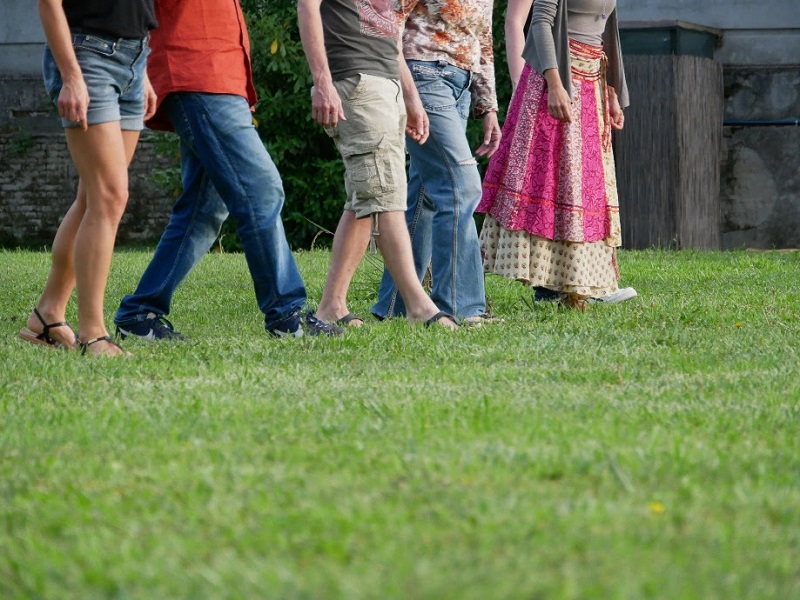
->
[717, 30, 800, 66]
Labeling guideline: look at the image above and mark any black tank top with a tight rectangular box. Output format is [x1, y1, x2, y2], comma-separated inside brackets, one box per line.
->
[63, 0, 157, 39]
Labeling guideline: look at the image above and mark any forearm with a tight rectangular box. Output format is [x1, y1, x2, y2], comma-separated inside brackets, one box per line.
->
[297, 0, 332, 87]
[505, 0, 533, 86]
[38, 0, 81, 82]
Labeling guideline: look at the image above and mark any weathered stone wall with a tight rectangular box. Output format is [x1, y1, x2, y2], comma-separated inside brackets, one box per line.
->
[719, 66, 800, 249]
[0, 93, 177, 247]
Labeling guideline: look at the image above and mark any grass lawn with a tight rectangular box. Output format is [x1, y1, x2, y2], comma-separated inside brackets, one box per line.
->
[1, 247, 798, 599]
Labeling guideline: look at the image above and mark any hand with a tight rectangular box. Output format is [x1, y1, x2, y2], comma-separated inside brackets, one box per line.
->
[543, 70, 572, 123]
[58, 73, 90, 131]
[608, 88, 624, 130]
[311, 79, 346, 128]
[547, 83, 572, 123]
[475, 111, 501, 158]
[405, 95, 429, 144]
[143, 72, 157, 122]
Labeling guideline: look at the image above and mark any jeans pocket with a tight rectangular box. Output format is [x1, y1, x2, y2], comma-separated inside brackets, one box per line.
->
[340, 136, 396, 197]
[73, 34, 115, 57]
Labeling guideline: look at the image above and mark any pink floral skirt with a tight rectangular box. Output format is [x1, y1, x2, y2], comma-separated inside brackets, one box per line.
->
[478, 40, 622, 296]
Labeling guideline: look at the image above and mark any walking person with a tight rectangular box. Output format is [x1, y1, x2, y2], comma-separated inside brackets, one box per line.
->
[298, 0, 458, 330]
[114, 0, 341, 340]
[477, 0, 637, 309]
[19, 0, 157, 356]
[371, 0, 502, 324]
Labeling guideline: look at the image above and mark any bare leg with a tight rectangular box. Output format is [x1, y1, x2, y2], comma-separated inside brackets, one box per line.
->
[27, 123, 139, 354]
[376, 211, 456, 329]
[68, 125, 139, 355]
[315, 210, 370, 325]
[25, 180, 86, 348]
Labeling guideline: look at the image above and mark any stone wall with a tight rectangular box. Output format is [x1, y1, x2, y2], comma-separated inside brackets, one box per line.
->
[719, 66, 800, 249]
[0, 77, 177, 247]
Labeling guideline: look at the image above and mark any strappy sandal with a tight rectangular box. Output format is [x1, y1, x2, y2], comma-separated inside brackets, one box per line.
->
[423, 310, 459, 329]
[336, 312, 364, 327]
[80, 335, 130, 357]
[18, 307, 78, 350]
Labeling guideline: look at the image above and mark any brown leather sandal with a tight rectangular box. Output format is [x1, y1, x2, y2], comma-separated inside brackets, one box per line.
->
[18, 307, 78, 350]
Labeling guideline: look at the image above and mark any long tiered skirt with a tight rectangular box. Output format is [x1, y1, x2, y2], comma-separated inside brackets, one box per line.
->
[477, 40, 622, 298]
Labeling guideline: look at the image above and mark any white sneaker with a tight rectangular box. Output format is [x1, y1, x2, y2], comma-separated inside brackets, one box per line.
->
[588, 287, 638, 304]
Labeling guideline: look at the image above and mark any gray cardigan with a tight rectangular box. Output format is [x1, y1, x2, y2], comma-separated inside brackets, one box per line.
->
[521, 0, 629, 108]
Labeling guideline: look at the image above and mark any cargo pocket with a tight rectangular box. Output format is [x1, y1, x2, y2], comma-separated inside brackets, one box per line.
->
[340, 135, 397, 198]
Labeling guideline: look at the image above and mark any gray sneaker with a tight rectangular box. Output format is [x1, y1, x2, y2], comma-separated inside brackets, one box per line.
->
[587, 287, 638, 304]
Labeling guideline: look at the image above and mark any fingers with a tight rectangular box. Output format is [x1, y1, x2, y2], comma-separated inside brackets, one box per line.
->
[475, 132, 501, 158]
[312, 102, 346, 128]
[58, 101, 88, 128]
[548, 104, 572, 123]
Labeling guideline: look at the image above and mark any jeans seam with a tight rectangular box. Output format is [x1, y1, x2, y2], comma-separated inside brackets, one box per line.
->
[423, 112, 461, 315]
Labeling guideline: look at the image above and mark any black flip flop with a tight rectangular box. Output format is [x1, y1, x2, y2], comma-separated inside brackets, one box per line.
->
[336, 313, 364, 326]
[424, 311, 459, 328]
[80, 335, 130, 357]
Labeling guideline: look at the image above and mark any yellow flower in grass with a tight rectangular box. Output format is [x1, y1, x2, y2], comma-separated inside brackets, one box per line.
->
[649, 501, 666, 515]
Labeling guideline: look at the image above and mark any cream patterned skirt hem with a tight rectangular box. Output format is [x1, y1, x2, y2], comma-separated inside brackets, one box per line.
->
[480, 215, 620, 298]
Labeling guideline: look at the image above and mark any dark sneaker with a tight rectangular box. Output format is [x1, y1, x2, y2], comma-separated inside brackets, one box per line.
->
[533, 287, 562, 302]
[267, 311, 343, 338]
[116, 313, 187, 341]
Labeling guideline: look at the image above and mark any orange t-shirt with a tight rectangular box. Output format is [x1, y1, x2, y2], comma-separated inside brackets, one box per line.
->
[146, 0, 258, 131]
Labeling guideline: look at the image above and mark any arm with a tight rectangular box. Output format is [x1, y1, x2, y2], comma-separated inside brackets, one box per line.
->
[38, 0, 89, 130]
[396, 0, 427, 144]
[297, 0, 345, 127]
[143, 69, 157, 122]
[398, 47, 428, 144]
[473, 0, 501, 157]
[505, 0, 533, 93]
[607, 85, 624, 130]
[532, 0, 571, 123]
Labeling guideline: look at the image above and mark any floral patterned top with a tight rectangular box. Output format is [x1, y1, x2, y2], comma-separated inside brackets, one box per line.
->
[396, 0, 498, 117]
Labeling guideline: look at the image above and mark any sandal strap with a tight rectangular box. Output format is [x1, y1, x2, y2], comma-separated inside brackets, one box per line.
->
[80, 335, 123, 356]
[33, 307, 71, 345]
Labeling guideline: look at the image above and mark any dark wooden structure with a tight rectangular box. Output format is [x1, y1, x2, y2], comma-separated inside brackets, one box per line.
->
[615, 21, 724, 249]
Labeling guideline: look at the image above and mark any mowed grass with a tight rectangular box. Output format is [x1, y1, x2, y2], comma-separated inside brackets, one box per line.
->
[0, 248, 798, 600]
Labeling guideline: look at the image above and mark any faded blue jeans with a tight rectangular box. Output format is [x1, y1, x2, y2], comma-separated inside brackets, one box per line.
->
[371, 60, 486, 319]
[115, 93, 307, 330]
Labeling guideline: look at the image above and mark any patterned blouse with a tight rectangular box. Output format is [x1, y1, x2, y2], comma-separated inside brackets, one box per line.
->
[396, 0, 498, 117]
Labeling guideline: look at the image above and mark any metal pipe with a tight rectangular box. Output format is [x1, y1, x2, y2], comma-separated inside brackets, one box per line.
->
[723, 119, 800, 126]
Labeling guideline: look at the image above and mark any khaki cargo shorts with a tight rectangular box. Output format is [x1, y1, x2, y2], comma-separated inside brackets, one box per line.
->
[324, 74, 408, 218]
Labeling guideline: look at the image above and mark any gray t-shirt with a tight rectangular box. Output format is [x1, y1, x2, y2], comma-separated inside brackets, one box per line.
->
[533, 0, 617, 70]
[321, 0, 400, 81]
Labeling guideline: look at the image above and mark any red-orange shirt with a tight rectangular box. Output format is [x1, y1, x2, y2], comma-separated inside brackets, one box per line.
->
[146, 0, 257, 131]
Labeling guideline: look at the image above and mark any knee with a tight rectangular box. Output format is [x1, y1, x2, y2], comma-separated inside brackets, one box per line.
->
[458, 165, 483, 209]
[96, 187, 129, 222]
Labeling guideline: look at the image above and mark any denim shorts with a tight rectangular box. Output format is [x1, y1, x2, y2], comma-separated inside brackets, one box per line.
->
[42, 31, 150, 130]
[323, 74, 408, 218]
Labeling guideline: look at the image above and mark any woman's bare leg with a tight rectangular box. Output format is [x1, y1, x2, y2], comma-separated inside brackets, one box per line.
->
[66, 124, 140, 355]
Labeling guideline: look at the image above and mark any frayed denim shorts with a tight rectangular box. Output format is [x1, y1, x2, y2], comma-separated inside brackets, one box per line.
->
[43, 31, 150, 130]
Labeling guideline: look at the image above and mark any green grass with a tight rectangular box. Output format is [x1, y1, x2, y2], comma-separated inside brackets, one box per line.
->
[1, 248, 799, 600]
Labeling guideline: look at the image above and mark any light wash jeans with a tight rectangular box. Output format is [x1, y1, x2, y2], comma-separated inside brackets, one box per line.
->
[115, 93, 307, 331]
[371, 60, 486, 319]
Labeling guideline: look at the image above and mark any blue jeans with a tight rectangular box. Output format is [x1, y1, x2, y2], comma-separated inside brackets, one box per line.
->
[371, 60, 486, 319]
[115, 93, 307, 330]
